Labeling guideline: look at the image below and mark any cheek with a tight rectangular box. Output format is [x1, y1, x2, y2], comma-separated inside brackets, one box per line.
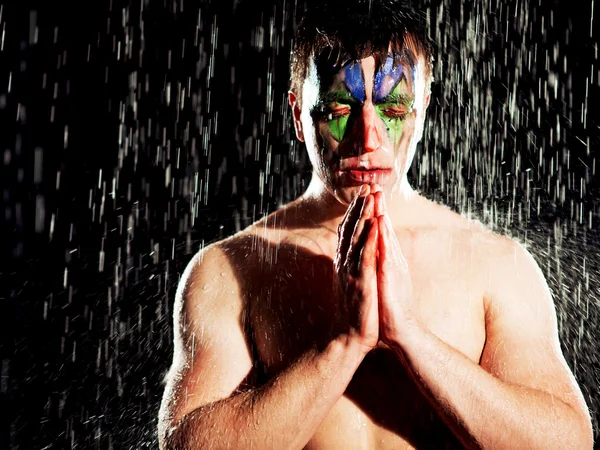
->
[304, 122, 340, 178]
[381, 118, 405, 145]
[383, 115, 416, 152]
[315, 123, 340, 157]
[326, 115, 349, 142]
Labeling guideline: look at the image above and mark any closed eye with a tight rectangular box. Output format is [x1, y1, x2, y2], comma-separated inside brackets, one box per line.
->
[327, 105, 351, 119]
[379, 107, 408, 120]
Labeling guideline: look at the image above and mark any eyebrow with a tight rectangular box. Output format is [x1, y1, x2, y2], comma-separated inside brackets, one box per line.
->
[319, 90, 361, 105]
[375, 92, 414, 106]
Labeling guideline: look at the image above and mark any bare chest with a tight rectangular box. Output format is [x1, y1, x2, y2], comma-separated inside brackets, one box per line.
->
[248, 234, 486, 449]
[250, 241, 486, 368]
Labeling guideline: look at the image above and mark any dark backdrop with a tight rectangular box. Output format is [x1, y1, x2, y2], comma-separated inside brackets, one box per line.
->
[1, 0, 599, 448]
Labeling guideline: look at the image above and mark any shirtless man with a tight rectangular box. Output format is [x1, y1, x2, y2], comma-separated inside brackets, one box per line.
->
[158, 1, 593, 448]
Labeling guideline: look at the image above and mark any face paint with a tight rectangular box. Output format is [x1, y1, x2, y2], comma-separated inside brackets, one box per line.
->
[343, 62, 366, 103]
[316, 63, 366, 142]
[313, 54, 415, 144]
[373, 54, 414, 102]
[375, 81, 414, 145]
[327, 105, 350, 142]
[373, 55, 416, 146]
[300, 48, 430, 204]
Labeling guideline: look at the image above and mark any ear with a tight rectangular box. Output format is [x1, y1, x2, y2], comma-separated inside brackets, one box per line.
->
[288, 91, 305, 142]
[424, 93, 431, 110]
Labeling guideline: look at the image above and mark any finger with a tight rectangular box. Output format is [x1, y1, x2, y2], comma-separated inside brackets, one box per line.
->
[339, 184, 369, 231]
[337, 185, 370, 263]
[345, 195, 375, 272]
[359, 219, 379, 331]
[370, 183, 382, 194]
[351, 194, 375, 247]
[377, 215, 389, 270]
[358, 218, 378, 279]
[337, 184, 369, 239]
[373, 191, 385, 217]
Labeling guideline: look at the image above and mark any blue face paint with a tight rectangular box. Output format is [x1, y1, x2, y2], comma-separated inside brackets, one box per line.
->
[343, 63, 366, 103]
[373, 55, 412, 103]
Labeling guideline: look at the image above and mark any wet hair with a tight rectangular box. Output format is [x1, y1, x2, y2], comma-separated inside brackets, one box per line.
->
[290, 0, 434, 103]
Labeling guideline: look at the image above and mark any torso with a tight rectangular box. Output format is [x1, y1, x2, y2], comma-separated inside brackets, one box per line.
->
[222, 196, 492, 449]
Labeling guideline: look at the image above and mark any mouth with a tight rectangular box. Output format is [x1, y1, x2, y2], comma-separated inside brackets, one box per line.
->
[337, 168, 393, 185]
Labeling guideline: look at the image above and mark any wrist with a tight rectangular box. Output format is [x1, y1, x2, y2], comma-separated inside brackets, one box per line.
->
[327, 333, 370, 368]
[311, 336, 365, 387]
[385, 315, 428, 352]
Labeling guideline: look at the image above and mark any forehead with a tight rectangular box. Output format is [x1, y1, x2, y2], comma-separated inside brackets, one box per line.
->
[307, 50, 417, 104]
[314, 46, 417, 75]
[300, 44, 428, 110]
[310, 48, 419, 97]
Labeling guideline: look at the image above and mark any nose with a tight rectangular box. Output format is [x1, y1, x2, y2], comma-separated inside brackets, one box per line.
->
[360, 103, 382, 154]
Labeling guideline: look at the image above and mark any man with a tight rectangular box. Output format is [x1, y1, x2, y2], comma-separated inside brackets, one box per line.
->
[158, 1, 593, 448]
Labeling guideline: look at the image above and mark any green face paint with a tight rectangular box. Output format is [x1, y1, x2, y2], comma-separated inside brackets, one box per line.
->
[376, 106, 405, 142]
[374, 80, 414, 145]
[328, 113, 349, 142]
[317, 90, 359, 142]
[314, 57, 415, 144]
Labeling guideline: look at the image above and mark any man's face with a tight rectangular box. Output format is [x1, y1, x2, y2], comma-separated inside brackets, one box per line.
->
[292, 48, 430, 205]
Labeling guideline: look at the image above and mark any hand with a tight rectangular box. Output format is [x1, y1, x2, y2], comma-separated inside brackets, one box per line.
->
[334, 185, 379, 353]
[372, 188, 421, 348]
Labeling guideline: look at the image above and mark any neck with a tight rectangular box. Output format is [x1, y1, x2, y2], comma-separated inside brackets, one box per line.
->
[299, 175, 421, 231]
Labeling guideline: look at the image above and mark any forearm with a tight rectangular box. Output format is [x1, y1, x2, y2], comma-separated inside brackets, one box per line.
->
[396, 327, 591, 450]
[164, 336, 365, 450]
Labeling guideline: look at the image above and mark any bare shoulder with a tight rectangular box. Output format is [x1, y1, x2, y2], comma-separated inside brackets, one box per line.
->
[171, 237, 250, 357]
[159, 235, 259, 441]
[180, 211, 301, 306]
[172, 224, 282, 362]
[413, 195, 499, 246]
[236, 200, 326, 253]
[451, 215, 542, 289]
[412, 197, 541, 284]
[178, 237, 247, 306]
[443, 215, 556, 333]
[463, 225, 543, 288]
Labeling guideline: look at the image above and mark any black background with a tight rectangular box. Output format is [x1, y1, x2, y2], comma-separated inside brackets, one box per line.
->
[1, 0, 599, 448]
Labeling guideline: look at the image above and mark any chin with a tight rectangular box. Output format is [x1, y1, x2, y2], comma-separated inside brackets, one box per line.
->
[330, 182, 396, 207]
[330, 175, 398, 204]
[331, 185, 363, 206]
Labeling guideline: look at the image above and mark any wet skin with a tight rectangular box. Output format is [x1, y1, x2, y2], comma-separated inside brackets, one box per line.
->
[298, 50, 425, 205]
[224, 200, 487, 449]
[244, 52, 470, 448]
[319, 54, 415, 144]
[158, 44, 592, 450]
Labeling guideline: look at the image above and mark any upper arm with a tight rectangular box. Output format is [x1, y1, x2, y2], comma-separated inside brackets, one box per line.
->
[158, 244, 255, 441]
[480, 238, 589, 418]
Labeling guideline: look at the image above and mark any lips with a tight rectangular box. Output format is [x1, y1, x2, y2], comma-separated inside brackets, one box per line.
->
[338, 168, 393, 185]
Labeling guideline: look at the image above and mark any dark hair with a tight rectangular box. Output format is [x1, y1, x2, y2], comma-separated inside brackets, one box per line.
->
[290, 0, 434, 101]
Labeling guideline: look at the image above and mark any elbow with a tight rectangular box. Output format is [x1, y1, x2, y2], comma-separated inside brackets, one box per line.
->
[509, 404, 593, 450]
[568, 428, 594, 450]
[158, 410, 192, 450]
[555, 405, 594, 450]
[157, 422, 177, 450]
[159, 409, 217, 450]
[157, 407, 179, 450]
[576, 411, 594, 450]
[159, 422, 192, 450]
[567, 400, 594, 450]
